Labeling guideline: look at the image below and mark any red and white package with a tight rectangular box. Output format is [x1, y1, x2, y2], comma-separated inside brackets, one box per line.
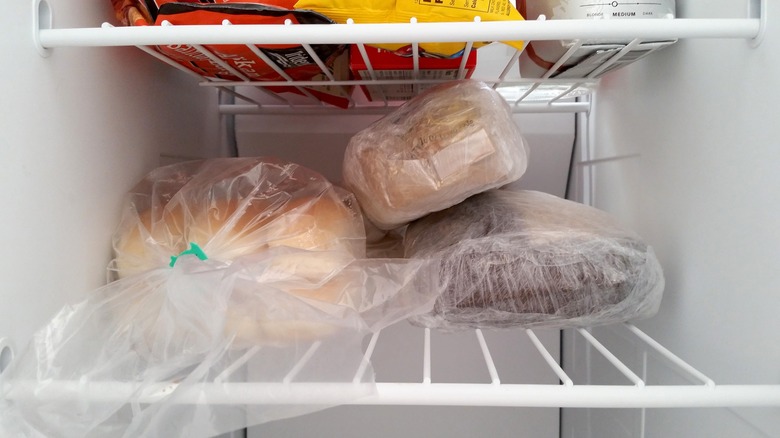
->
[112, 1, 352, 108]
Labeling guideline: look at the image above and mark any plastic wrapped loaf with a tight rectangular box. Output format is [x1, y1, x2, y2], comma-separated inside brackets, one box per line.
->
[0, 158, 441, 437]
[404, 190, 665, 330]
[109, 157, 444, 346]
[343, 80, 530, 230]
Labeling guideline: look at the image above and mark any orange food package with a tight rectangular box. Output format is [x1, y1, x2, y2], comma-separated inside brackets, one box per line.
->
[110, 0, 154, 26]
[111, 1, 352, 108]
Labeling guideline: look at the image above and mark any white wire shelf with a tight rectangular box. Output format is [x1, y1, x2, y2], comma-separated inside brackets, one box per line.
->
[33, 0, 764, 114]
[5, 323, 780, 408]
[38, 18, 761, 48]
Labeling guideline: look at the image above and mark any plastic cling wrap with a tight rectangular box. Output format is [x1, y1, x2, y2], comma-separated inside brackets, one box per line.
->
[343, 80, 529, 230]
[403, 190, 665, 330]
[0, 158, 440, 437]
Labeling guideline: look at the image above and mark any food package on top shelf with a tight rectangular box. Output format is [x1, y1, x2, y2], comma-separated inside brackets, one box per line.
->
[350, 45, 478, 102]
[143, 0, 301, 19]
[403, 189, 665, 330]
[294, 0, 525, 58]
[109, 1, 353, 108]
[111, 0, 154, 26]
[343, 79, 530, 230]
[517, 0, 677, 79]
[0, 158, 441, 438]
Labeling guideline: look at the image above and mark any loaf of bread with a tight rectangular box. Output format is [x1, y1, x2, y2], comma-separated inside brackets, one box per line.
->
[343, 80, 529, 230]
[110, 157, 367, 346]
[403, 190, 664, 330]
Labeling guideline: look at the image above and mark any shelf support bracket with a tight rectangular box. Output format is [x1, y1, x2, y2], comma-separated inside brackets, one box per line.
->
[749, 0, 766, 47]
[33, 0, 52, 57]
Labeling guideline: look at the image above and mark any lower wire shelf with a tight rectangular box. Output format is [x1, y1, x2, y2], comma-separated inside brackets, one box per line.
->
[4, 324, 780, 408]
[8, 382, 780, 408]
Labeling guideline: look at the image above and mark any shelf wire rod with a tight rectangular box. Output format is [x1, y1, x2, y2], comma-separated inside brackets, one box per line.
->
[514, 39, 583, 106]
[212, 84, 268, 107]
[492, 45, 525, 90]
[215, 346, 262, 384]
[588, 37, 644, 78]
[640, 350, 648, 438]
[457, 41, 476, 80]
[475, 329, 501, 385]
[527, 329, 573, 387]
[282, 341, 322, 384]
[198, 77, 597, 88]
[493, 11, 537, 90]
[423, 328, 432, 384]
[299, 43, 356, 107]
[350, 23, 389, 106]
[105, 23, 279, 108]
[547, 82, 584, 104]
[578, 328, 645, 387]
[220, 83, 291, 106]
[410, 18, 421, 98]
[624, 324, 716, 387]
[159, 21, 249, 81]
[224, 19, 323, 106]
[575, 153, 641, 167]
[159, 20, 295, 108]
[457, 16, 479, 80]
[101, 22, 199, 81]
[353, 331, 381, 384]
[549, 38, 645, 104]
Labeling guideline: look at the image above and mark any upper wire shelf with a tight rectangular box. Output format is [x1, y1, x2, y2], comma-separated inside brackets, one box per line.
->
[33, 0, 764, 114]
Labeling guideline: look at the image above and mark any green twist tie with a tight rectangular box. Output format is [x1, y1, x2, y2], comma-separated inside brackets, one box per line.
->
[169, 242, 208, 268]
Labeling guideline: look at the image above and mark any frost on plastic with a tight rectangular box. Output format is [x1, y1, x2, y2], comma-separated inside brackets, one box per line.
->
[343, 80, 530, 230]
[404, 190, 665, 330]
[0, 158, 439, 437]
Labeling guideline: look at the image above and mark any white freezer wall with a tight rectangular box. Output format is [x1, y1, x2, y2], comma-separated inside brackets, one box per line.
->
[0, 1, 221, 361]
[563, 1, 780, 437]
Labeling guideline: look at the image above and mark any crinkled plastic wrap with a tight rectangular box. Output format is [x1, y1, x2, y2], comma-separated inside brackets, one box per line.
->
[404, 190, 664, 330]
[0, 158, 439, 437]
[343, 80, 530, 230]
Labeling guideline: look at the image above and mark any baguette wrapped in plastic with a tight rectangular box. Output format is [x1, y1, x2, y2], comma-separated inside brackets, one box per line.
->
[403, 190, 665, 330]
[343, 80, 530, 230]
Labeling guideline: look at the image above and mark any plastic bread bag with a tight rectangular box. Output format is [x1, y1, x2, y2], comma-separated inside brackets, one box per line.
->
[0, 158, 440, 437]
[293, 0, 525, 58]
[342, 80, 530, 230]
[110, 157, 367, 280]
[403, 190, 665, 330]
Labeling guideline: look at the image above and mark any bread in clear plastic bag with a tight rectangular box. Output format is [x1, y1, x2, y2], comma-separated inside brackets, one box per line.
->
[110, 157, 375, 347]
[0, 158, 441, 437]
[0, 250, 439, 437]
[112, 157, 366, 279]
[342, 80, 530, 230]
[403, 189, 665, 330]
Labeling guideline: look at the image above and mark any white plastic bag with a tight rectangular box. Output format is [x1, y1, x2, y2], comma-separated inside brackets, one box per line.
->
[0, 158, 440, 437]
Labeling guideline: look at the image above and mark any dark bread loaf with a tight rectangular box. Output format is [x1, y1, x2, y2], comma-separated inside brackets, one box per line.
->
[403, 190, 664, 329]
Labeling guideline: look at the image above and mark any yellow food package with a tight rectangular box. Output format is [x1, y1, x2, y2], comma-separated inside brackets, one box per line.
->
[294, 0, 524, 57]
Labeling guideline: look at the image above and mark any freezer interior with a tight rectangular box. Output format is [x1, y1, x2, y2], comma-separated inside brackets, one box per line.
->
[0, 0, 778, 437]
